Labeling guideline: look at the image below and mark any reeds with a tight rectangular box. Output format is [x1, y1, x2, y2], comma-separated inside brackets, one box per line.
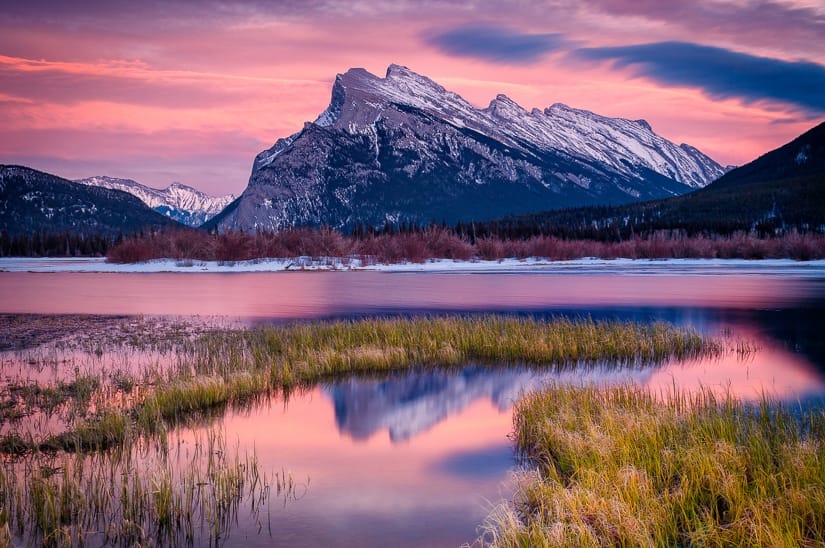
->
[167, 316, 717, 421]
[0, 428, 296, 546]
[0, 315, 724, 546]
[481, 385, 825, 546]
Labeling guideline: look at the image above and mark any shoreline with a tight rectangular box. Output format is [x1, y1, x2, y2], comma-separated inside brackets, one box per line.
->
[3, 256, 825, 275]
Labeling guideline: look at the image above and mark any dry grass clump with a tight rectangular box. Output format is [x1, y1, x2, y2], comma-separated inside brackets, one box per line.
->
[481, 385, 825, 547]
[197, 316, 716, 392]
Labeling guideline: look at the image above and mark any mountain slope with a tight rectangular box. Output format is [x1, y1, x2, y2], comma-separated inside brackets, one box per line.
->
[210, 64, 724, 231]
[708, 122, 825, 189]
[485, 121, 825, 236]
[0, 165, 181, 236]
[76, 176, 235, 227]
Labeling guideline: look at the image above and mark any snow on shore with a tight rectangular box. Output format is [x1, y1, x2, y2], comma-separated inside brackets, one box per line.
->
[2, 256, 825, 276]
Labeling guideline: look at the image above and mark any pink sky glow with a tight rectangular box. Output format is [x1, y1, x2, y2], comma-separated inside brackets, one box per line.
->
[1, 1, 823, 195]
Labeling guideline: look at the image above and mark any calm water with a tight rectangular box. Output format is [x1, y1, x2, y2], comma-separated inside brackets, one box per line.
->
[2, 269, 825, 546]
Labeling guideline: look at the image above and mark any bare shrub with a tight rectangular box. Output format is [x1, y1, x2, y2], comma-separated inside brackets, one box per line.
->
[215, 231, 252, 262]
[106, 238, 156, 263]
[423, 228, 474, 260]
[476, 237, 506, 260]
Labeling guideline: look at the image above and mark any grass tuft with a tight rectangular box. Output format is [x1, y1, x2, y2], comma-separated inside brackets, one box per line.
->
[482, 385, 825, 547]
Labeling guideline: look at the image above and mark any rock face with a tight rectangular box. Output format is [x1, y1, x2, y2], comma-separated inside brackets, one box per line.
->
[76, 176, 235, 227]
[0, 165, 180, 236]
[211, 64, 725, 231]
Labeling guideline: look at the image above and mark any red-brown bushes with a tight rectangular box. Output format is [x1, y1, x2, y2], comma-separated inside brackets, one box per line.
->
[106, 237, 156, 263]
[106, 227, 825, 264]
[476, 237, 506, 260]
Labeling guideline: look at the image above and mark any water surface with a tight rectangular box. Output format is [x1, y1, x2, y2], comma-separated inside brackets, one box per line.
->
[2, 268, 825, 546]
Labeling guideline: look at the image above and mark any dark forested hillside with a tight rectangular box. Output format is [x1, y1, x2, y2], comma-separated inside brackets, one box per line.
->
[0, 165, 181, 238]
[471, 121, 825, 240]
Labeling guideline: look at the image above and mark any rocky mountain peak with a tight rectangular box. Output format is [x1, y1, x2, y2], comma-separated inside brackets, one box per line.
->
[209, 64, 726, 232]
[385, 63, 419, 80]
[487, 94, 526, 118]
[544, 102, 571, 115]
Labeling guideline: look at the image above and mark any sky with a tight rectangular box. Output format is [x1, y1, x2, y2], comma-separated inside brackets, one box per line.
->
[1, 0, 824, 196]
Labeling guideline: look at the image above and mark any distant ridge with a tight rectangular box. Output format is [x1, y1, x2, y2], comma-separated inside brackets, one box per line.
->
[76, 176, 235, 227]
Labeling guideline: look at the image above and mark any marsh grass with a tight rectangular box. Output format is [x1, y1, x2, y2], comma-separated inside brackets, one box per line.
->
[212, 315, 716, 384]
[128, 316, 717, 432]
[0, 428, 294, 547]
[482, 385, 825, 547]
[5, 375, 100, 412]
[1, 316, 719, 454]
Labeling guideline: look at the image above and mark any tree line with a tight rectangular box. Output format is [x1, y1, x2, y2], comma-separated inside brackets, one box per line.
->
[0, 230, 115, 257]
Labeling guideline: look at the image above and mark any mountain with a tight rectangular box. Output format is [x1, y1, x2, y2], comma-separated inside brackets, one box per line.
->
[709, 121, 825, 189]
[0, 165, 181, 236]
[484, 120, 825, 237]
[208, 64, 724, 231]
[76, 176, 235, 227]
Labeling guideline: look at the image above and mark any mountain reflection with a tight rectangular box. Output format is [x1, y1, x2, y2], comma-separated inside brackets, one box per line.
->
[326, 365, 655, 443]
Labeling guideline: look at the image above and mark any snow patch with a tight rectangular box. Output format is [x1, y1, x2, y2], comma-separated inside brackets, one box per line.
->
[2, 257, 825, 276]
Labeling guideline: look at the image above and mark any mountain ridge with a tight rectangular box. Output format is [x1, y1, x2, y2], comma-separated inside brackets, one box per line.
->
[76, 176, 235, 227]
[480, 120, 825, 237]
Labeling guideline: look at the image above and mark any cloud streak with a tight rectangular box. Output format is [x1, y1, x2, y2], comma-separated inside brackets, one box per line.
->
[425, 24, 567, 64]
[575, 41, 825, 114]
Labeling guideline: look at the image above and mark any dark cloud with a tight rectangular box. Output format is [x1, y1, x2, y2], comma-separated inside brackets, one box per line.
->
[425, 24, 568, 63]
[575, 41, 825, 114]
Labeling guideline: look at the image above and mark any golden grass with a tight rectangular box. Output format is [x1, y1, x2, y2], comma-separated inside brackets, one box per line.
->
[1, 316, 717, 455]
[481, 385, 825, 547]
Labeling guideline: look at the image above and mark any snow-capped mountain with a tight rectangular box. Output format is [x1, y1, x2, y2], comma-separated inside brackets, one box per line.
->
[209, 64, 725, 231]
[77, 176, 235, 227]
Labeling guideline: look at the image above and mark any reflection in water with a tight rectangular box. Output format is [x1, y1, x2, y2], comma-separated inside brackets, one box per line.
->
[326, 336, 825, 446]
[0, 271, 822, 317]
[327, 365, 656, 443]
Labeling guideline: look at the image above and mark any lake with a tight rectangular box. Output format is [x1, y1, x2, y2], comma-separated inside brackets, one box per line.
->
[2, 267, 824, 546]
